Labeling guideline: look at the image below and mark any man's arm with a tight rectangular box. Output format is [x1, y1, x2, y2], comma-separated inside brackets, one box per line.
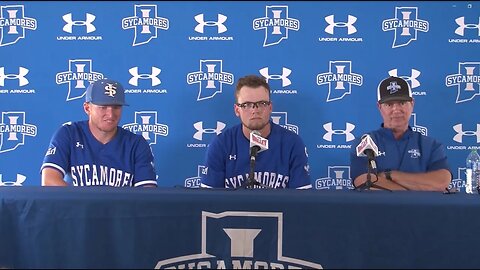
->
[289, 137, 312, 189]
[41, 167, 68, 186]
[354, 173, 408, 190]
[354, 169, 451, 191]
[41, 124, 72, 187]
[132, 137, 158, 187]
[200, 136, 226, 188]
[382, 169, 451, 191]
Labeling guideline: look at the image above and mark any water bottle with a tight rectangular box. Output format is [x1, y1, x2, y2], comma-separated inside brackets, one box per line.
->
[465, 149, 480, 194]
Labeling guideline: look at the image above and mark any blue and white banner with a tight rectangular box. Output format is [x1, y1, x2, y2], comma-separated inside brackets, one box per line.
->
[0, 1, 478, 189]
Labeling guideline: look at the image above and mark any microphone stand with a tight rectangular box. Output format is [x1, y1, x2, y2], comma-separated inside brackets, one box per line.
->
[355, 160, 392, 192]
[244, 155, 269, 189]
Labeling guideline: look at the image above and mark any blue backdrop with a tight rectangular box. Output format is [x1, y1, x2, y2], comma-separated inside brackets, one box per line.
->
[0, 1, 478, 190]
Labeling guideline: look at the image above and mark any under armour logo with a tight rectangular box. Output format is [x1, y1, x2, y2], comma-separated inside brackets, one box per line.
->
[324, 14, 357, 35]
[453, 124, 480, 143]
[455, 16, 480, 36]
[75, 141, 84, 148]
[323, 122, 355, 142]
[194, 13, 227, 34]
[389, 68, 421, 88]
[129, 66, 161, 86]
[229, 155, 236, 160]
[259, 67, 291, 87]
[193, 121, 226, 141]
[62, 13, 96, 33]
[0, 173, 26, 186]
[104, 83, 117, 97]
[0, 67, 29, 86]
[387, 81, 402, 94]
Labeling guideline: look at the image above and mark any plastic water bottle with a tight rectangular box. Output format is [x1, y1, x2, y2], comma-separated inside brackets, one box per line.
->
[466, 149, 480, 194]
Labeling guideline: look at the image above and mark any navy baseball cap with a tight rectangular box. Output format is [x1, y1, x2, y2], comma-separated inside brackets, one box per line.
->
[85, 79, 128, 106]
[377, 76, 413, 104]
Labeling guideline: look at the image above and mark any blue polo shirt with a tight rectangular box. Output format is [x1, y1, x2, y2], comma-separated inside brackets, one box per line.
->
[350, 126, 451, 181]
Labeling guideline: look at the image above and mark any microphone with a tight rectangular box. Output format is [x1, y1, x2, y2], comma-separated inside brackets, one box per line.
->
[355, 134, 379, 170]
[249, 130, 269, 160]
[246, 130, 269, 189]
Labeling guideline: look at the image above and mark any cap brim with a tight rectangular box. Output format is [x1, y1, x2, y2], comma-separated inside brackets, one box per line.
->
[90, 101, 129, 106]
[379, 96, 413, 104]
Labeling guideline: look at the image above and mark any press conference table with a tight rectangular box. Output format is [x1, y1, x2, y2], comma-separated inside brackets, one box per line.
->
[0, 187, 479, 269]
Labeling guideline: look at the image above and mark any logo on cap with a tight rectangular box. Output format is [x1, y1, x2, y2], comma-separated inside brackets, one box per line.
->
[387, 81, 402, 94]
[86, 79, 126, 106]
[104, 83, 117, 97]
[378, 76, 412, 103]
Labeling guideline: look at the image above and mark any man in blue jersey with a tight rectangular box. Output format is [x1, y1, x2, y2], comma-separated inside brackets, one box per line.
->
[350, 76, 451, 191]
[201, 75, 311, 189]
[40, 79, 157, 187]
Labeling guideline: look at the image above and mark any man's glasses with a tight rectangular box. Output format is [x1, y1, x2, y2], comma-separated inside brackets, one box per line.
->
[236, 101, 271, 110]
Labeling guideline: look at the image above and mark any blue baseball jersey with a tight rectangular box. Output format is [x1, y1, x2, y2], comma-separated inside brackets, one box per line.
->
[41, 121, 157, 187]
[201, 122, 312, 189]
[350, 126, 451, 181]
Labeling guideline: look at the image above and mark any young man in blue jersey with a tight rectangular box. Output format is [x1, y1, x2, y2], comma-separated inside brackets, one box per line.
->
[350, 76, 451, 191]
[200, 75, 312, 189]
[40, 79, 157, 187]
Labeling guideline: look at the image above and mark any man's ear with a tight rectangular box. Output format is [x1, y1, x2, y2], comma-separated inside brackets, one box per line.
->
[234, 104, 240, 117]
[83, 102, 90, 115]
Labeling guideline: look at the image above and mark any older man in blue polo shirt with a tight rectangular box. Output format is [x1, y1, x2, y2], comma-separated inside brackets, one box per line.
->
[350, 76, 452, 191]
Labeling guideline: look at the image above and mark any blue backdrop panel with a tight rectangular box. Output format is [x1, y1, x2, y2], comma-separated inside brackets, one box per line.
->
[0, 1, 478, 189]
